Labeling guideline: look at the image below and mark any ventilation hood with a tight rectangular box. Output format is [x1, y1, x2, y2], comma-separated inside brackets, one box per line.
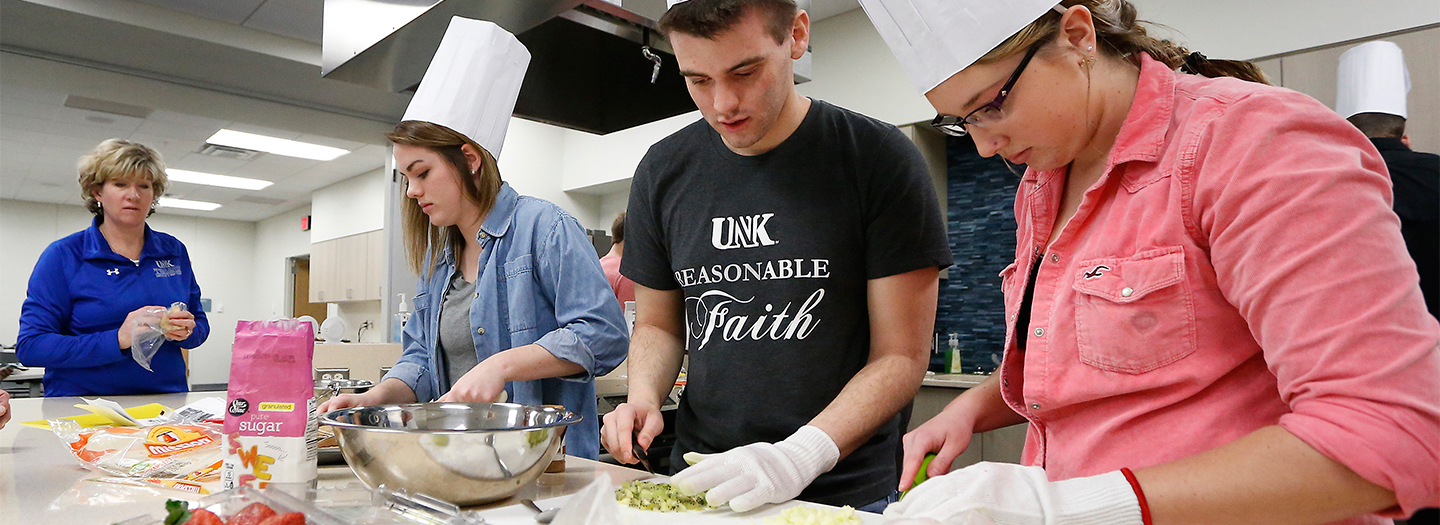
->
[322, 0, 698, 135]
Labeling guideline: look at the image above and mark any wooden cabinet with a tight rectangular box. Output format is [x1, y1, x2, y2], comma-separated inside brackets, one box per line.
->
[310, 230, 385, 303]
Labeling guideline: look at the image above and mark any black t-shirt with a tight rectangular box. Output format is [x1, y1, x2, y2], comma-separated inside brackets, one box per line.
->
[622, 99, 953, 506]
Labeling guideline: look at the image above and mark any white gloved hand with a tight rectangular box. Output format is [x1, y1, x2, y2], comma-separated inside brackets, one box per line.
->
[885, 462, 1146, 525]
[670, 425, 840, 512]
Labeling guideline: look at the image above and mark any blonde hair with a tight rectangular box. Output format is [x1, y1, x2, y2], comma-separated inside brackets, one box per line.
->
[77, 138, 168, 220]
[981, 0, 1269, 84]
[385, 121, 503, 277]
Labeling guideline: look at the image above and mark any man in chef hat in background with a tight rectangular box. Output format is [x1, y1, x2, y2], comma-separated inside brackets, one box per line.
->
[601, 0, 952, 514]
[1337, 41, 1438, 322]
[322, 17, 629, 461]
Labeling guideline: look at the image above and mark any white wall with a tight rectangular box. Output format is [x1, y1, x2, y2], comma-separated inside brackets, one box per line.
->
[559, 111, 699, 194]
[598, 188, 632, 237]
[799, 8, 936, 128]
[500, 118, 607, 228]
[1132, 0, 1440, 60]
[252, 205, 314, 319]
[0, 198, 262, 386]
[309, 167, 387, 243]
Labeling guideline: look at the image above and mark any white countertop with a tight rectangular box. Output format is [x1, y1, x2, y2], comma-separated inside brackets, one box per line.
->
[920, 372, 990, 389]
[0, 391, 660, 525]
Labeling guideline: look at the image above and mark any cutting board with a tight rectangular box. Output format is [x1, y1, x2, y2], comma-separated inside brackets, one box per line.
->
[475, 482, 888, 524]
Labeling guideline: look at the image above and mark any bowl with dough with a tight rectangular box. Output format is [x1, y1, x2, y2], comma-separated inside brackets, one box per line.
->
[321, 402, 578, 505]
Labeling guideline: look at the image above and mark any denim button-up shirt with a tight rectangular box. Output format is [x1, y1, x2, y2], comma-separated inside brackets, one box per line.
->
[383, 183, 629, 459]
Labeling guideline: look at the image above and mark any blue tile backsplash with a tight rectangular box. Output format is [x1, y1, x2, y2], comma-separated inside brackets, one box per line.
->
[932, 136, 1021, 374]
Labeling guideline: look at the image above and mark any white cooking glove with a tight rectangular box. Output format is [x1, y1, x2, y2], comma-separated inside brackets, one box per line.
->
[885, 462, 1146, 525]
[670, 425, 840, 512]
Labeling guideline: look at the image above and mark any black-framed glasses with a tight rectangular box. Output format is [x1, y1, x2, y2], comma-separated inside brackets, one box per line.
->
[931, 43, 1043, 137]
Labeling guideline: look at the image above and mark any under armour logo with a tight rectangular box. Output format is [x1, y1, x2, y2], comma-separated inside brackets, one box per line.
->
[1083, 265, 1111, 280]
[107, 268, 120, 276]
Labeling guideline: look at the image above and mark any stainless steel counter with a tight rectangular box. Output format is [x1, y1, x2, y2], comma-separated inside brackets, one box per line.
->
[0, 391, 653, 525]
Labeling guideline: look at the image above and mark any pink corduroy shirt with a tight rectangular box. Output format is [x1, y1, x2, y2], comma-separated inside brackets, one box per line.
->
[997, 53, 1440, 522]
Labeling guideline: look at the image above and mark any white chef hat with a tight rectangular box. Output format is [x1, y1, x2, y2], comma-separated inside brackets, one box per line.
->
[859, 0, 1062, 94]
[402, 16, 531, 158]
[1335, 41, 1410, 119]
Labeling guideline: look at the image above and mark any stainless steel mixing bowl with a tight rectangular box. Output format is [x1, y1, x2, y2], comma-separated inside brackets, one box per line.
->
[321, 402, 579, 505]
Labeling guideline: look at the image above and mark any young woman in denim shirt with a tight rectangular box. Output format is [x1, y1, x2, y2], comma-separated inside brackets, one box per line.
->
[320, 121, 629, 459]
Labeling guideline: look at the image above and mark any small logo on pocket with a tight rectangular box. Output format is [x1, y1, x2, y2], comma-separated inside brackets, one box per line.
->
[1083, 265, 1112, 280]
[107, 268, 120, 276]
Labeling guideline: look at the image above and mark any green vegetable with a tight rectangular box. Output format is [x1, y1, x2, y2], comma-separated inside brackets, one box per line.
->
[914, 453, 937, 487]
[613, 481, 711, 512]
[526, 429, 549, 448]
[900, 453, 938, 501]
[162, 499, 192, 525]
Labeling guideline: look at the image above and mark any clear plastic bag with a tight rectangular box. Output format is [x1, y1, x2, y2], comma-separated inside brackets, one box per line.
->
[131, 302, 187, 372]
[553, 473, 624, 525]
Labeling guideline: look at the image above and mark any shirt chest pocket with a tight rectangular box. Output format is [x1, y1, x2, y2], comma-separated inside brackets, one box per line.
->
[502, 257, 538, 334]
[1071, 246, 1197, 374]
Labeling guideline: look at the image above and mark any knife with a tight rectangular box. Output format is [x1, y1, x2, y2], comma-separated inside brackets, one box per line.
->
[631, 430, 655, 474]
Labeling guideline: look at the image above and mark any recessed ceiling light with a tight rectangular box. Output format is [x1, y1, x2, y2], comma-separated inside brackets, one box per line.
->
[167, 169, 273, 191]
[158, 197, 222, 211]
[205, 129, 350, 161]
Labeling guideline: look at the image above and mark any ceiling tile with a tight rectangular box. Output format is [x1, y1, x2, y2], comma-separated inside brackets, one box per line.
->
[172, 152, 252, 175]
[145, 109, 231, 131]
[0, 98, 61, 120]
[0, 84, 66, 105]
[293, 133, 367, 151]
[133, 119, 224, 143]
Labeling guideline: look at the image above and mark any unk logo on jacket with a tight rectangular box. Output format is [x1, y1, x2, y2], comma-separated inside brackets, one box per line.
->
[711, 213, 778, 250]
[153, 259, 182, 278]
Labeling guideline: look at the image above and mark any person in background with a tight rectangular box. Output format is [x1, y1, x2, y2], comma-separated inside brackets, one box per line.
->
[319, 18, 628, 460]
[857, 0, 1440, 523]
[0, 390, 10, 429]
[1336, 41, 1439, 320]
[602, 0, 952, 513]
[17, 139, 208, 397]
[599, 211, 636, 304]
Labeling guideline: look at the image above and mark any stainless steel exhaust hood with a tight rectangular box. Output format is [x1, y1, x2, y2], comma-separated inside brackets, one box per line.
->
[322, 0, 698, 135]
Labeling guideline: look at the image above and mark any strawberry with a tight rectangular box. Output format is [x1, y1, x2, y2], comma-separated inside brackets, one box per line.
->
[255, 512, 306, 525]
[185, 509, 224, 525]
[226, 502, 277, 525]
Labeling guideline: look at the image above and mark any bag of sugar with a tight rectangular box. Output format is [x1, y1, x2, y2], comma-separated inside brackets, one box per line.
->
[221, 319, 317, 490]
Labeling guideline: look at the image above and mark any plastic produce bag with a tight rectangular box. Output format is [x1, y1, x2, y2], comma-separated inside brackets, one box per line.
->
[131, 302, 187, 372]
[50, 418, 225, 495]
[552, 474, 623, 525]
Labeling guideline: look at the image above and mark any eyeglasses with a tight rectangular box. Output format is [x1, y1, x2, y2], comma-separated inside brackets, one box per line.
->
[931, 43, 1043, 137]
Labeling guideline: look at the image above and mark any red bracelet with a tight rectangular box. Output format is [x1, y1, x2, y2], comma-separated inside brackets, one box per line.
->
[1120, 468, 1154, 525]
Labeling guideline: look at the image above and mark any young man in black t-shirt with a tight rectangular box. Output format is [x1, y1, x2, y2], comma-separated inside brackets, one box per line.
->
[600, 0, 951, 512]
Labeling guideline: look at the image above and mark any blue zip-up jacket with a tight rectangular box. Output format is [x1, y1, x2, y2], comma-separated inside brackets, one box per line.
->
[384, 183, 629, 459]
[18, 218, 209, 396]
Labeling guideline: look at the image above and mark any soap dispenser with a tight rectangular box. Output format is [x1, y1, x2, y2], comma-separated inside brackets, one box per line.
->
[393, 293, 411, 343]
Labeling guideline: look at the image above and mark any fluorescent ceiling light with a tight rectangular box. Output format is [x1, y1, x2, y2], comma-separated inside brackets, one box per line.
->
[158, 197, 222, 211]
[205, 129, 350, 161]
[168, 169, 273, 190]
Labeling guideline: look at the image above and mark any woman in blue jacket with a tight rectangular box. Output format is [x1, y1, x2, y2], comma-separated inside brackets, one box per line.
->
[17, 139, 208, 396]
[319, 121, 629, 459]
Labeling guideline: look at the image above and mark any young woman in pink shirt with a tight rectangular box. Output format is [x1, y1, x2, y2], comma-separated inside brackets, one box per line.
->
[859, 1, 1440, 524]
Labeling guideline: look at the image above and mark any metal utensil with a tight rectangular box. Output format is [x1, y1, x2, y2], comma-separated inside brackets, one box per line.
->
[521, 498, 559, 524]
[631, 429, 655, 474]
[323, 403, 579, 506]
